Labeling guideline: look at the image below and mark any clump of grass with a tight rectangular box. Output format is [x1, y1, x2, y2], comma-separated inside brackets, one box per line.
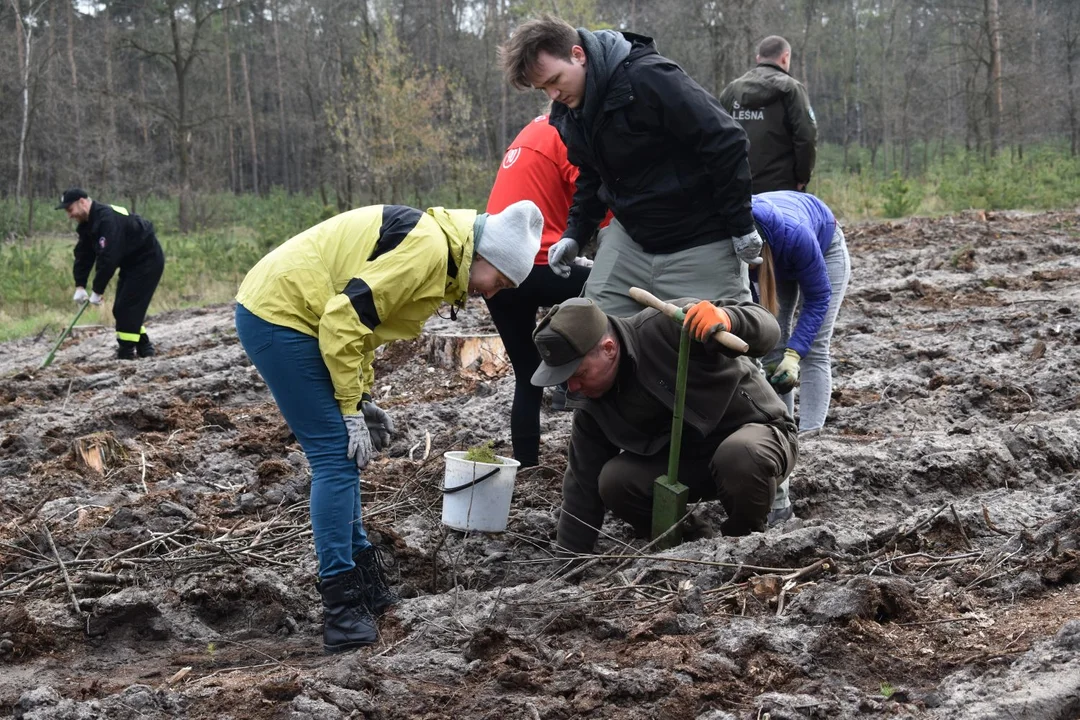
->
[464, 440, 501, 464]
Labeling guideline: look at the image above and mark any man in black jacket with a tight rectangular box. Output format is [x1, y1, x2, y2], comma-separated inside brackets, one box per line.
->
[720, 36, 817, 193]
[500, 16, 762, 317]
[530, 297, 798, 555]
[57, 188, 166, 360]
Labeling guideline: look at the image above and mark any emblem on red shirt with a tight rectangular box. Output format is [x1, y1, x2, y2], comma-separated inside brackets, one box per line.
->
[502, 148, 521, 170]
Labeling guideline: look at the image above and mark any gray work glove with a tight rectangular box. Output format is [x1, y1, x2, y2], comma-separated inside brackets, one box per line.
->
[73, 287, 89, 303]
[548, 237, 579, 279]
[361, 398, 395, 451]
[733, 229, 764, 266]
[343, 414, 374, 469]
[89, 291, 104, 305]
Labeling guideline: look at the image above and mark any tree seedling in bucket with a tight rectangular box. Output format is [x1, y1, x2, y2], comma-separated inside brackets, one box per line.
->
[442, 446, 520, 533]
[464, 440, 501, 464]
[628, 287, 749, 549]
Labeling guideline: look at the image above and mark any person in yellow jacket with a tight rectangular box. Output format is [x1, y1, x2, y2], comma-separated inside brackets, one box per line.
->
[235, 201, 542, 654]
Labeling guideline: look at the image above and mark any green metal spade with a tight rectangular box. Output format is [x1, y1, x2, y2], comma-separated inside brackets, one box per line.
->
[628, 288, 749, 549]
[40, 300, 90, 369]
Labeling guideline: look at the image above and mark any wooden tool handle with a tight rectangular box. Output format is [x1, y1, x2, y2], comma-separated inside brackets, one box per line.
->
[628, 287, 750, 354]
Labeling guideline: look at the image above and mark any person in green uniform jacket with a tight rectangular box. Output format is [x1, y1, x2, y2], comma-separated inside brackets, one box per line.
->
[719, 35, 817, 193]
[235, 201, 542, 654]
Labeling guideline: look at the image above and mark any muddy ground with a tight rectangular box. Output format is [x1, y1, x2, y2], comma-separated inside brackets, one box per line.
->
[1, 209, 1079, 720]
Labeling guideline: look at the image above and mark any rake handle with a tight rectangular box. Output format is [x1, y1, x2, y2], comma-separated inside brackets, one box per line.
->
[628, 287, 750, 354]
[40, 301, 90, 369]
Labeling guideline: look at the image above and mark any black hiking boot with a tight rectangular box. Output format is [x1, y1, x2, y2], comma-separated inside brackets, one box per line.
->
[316, 573, 378, 654]
[116, 341, 137, 360]
[136, 334, 156, 358]
[352, 545, 400, 615]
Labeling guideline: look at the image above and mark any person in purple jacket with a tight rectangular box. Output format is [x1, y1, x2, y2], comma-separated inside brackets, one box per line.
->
[751, 191, 850, 525]
[751, 191, 850, 431]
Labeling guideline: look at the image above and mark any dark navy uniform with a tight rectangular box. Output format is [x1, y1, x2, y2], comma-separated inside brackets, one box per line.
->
[73, 201, 165, 357]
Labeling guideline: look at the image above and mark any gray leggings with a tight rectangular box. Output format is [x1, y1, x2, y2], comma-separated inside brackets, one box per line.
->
[768, 227, 850, 512]
[765, 226, 851, 432]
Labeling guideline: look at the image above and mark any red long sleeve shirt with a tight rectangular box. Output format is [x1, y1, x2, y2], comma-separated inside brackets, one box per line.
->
[487, 115, 609, 265]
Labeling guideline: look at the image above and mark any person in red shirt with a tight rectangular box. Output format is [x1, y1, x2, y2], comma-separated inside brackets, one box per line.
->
[486, 114, 607, 467]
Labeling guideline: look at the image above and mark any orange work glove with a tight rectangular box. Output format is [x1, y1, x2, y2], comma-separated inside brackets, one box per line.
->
[683, 301, 732, 343]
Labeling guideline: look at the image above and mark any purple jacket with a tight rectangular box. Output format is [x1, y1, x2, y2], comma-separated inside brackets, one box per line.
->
[750, 191, 836, 357]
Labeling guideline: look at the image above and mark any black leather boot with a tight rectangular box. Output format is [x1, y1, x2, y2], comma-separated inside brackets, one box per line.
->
[316, 573, 378, 654]
[116, 341, 137, 360]
[352, 545, 400, 615]
[136, 333, 156, 358]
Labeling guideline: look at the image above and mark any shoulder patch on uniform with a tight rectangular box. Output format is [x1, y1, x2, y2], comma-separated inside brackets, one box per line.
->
[98, 237, 107, 249]
[502, 147, 522, 170]
[808, 106, 817, 125]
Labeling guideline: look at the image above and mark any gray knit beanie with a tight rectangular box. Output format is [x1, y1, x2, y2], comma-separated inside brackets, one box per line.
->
[475, 200, 543, 287]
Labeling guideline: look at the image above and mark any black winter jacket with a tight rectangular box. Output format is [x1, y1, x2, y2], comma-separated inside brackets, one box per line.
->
[550, 31, 754, 253]
[73, 201, 163, 295]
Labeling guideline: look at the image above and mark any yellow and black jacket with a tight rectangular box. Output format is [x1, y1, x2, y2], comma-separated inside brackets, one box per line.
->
[236, 205, 475, 415]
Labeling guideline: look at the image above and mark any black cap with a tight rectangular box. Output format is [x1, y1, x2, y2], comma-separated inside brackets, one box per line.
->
[530, 298, 609, 387]
[55, 188, 88, 210]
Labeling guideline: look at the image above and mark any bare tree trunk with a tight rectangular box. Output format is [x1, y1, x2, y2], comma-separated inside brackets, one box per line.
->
[102, 19, 118, 189]
[272, 0, 289, 191]
[168, 3, 193, 231]
[985, 0, 1003, 156]
[1067, 27, 1079, 157]
[224, 8, 237, 193]
[66, 0, 82, 177]
[12, 0, 32, 206]
[853, 0, 863, 150]
[238, 7, 259, 195]
[137, 64, 151, 147]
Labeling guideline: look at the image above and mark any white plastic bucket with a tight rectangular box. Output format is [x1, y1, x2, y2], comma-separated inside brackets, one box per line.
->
[441, 451, 520, 532]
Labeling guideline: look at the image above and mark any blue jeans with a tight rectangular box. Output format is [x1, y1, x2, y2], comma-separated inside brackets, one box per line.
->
[235, 304, 368, 579]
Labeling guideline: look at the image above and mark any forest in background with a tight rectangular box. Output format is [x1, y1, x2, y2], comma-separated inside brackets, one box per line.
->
[2, 0, 1080, 233]
[4, 0, 1080, 339]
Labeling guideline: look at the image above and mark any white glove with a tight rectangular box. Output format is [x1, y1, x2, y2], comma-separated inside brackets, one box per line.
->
[344, 414, 374, 469]
[89, 291, 104, 305]
[361, 399, 395, 451]
[733, 229, 764, 266]
[73, 287, 89, 303]
[572, 256, 594, 269]
[548, 237, 579, 279]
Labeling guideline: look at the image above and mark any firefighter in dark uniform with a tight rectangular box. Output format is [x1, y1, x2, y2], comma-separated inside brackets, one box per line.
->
[57, 188, 166, 359]
[720, 36, 817, 193]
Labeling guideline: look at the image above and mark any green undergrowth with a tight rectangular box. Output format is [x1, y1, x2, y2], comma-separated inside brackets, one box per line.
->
[3, 143, 1080, 341]
[813, 142, 1080, 220]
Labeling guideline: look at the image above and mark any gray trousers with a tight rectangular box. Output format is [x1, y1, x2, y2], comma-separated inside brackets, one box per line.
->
[769, 226, 851, 511]
[764, 226, 851, 432]
[585, 218, 752, 317]
[588, 422, 798, 542]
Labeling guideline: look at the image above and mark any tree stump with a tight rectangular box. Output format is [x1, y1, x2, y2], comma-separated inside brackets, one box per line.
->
[72, 432, 125, 476]
[424, 332, 509, 378]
